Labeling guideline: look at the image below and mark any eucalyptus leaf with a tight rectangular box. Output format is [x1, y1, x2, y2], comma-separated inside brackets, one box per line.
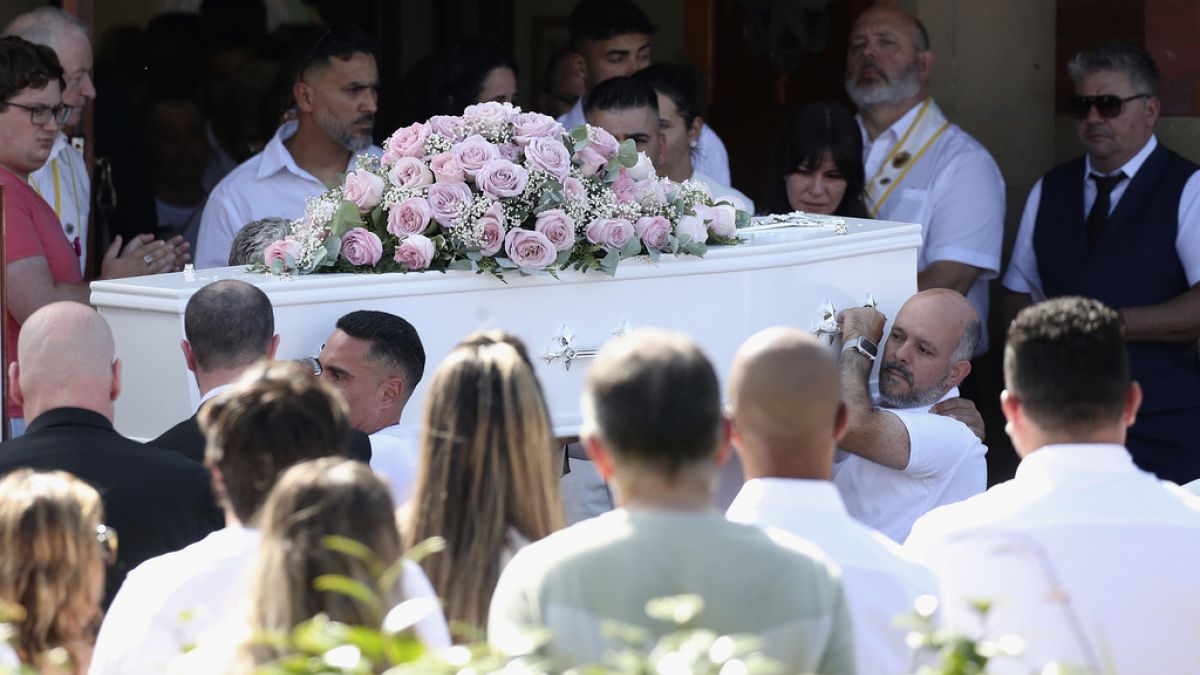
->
[617, 138, 638, 167]
[329, 199, 363, 237]
[598, 248, 620, 277]
[569, 125, 590, 150]
[618, 235, 642, 259]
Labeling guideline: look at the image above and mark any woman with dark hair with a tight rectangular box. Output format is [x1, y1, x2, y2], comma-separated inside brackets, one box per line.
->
[634, 63, 753, 210]
[764, 102, 870, 218]
[396, 41, 518, 125]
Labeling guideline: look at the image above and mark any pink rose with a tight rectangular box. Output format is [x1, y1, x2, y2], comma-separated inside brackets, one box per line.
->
[585, 217, 635, 248]
[452, 134, 500, 178]
[263, 238, 302, 268]
[498, 143, 522, 162]
[534, 209, 576, 251]
[428, 115, 466, 143]
[341, 227, 383, 266]
[562, 177, 586, 203]
[589, 126, 620, 159]
[394, 234, 436, 270]
[476, 159, 529, 199]
[463, 101, 514, 125]
[611, 169, 636, 203]
[631, 177, 665, 205]
[524, 137, 571, 178]
[574, 146, 608, 178]
[427, 182, 474, 226]
[342, 169, 385, 212]
[504, 228, 557, 270]
[635, 216, 672, 251]
[388, 156, 434, 190]
[382, 122, 430, 165]
[476, 202, 506, 256]
[706, 203, 738, 237]
[676, 213, 708, 244]
[512, 112, 565, 147]
[387, 196, 432, 237]
[429, 152, 465, 183]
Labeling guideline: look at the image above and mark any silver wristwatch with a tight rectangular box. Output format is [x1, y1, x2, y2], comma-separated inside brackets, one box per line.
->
[841, 335, 878, 361]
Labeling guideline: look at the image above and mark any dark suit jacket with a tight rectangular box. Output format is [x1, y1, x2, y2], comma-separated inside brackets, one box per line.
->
[0, 408, 224, 604]
[149, 409, 373, 465]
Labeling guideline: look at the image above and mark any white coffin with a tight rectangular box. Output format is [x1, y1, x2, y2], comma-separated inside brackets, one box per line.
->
[92, 218, 921, 440]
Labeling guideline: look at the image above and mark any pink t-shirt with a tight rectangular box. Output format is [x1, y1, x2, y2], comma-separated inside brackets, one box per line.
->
[2, 166, 83, 418]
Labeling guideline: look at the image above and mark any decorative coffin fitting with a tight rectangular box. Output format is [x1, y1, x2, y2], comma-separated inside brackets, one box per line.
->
[91, 217, 921, 440]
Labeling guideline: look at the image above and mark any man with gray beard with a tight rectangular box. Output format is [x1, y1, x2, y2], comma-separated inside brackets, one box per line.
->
[195, 27, 382, 268]
[832, 289, 987, 542]
[845, 6, 1004, 356]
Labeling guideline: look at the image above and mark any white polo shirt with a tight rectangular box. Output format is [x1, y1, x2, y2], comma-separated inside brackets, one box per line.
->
[833, 387, 987, 542]
[194, 121, 382, 268]
[860, 101, 1005, 353]
[905, 444, 1200, 674]
[728, 477, 936, 674]
[369, 423, 420, 507]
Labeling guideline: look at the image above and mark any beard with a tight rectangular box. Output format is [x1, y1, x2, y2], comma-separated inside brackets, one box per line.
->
[877, 360, 950, 408]
[317, 110, 374, 152]
[844, 57, 921, 108]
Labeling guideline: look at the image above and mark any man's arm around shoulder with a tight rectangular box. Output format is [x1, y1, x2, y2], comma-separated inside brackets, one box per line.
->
[838, 307, 912, 470]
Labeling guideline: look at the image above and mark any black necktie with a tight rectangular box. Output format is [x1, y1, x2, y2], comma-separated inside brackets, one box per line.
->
[1086, 172, 1126, 249]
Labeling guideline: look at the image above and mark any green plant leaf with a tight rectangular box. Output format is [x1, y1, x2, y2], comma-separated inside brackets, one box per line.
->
[617, 138, 638, 167]
[329, 200, 363, 237]
[313, 575, 383, 615]
[645, 594, 704, 625]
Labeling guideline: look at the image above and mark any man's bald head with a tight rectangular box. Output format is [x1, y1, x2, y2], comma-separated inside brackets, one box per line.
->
[879, 289, 980, 409]
[12, 303, 120, 421]
[729, 327, 846, 480]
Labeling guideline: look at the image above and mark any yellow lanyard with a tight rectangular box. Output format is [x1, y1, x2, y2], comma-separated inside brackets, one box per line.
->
[865, 98, 951, 217]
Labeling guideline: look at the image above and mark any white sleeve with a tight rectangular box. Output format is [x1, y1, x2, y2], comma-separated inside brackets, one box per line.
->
[895, 410, 983, 480]
[1176, 170, 1200, 287]
[194, 185, 242, 269]
[695, 124, 731, 187]
[400, 560, 452, 650]
[89, 567, 181, 675]
[1002, 179, 1046, 299]
[923, 148, 1005, 277]
[486, 550, 541, 654]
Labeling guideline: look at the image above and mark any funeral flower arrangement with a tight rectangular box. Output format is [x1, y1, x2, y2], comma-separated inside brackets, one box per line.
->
[259, 102, 748, 278]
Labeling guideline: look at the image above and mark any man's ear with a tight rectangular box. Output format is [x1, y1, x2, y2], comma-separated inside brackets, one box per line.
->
[568, 51, 588, 87]
[181, 340, 197, 373]
[999, 389, 1021, 426]
[917, 50, 934, 82]
[110, 359, 122, 402]
[688, 115, 704, 146]
[583, 433, 615, 480]
[1124, 381, 1143, 429]
[948, 359, 972, 389]
[655, 130, 667, 166]
[712, 414, 733, 467]
[8, 362, 22, 408]
[266, 334, 280, 360]
[294, 80, 314, 113]
[380, 375, 405, 407]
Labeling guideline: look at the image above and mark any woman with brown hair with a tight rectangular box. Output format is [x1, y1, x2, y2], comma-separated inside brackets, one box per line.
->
[0, 469, 114, 673]
[404, 332, 564, 635]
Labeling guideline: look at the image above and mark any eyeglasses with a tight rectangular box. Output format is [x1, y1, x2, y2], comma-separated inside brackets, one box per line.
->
[95, 524, 119, 565]
[299, 355, 323, 376]
[2, 101, 72, 126]
[1067, 94, 1150, 120]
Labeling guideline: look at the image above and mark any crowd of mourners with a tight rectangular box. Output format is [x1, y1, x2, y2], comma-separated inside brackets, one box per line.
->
[1, 0, 1199, 673]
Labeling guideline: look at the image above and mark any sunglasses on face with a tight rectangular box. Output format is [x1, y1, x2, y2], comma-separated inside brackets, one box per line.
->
[1067, 93, 1150, 120]
[96, 524, 118, 565]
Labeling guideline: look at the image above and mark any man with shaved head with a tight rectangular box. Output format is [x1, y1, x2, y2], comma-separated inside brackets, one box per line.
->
[834, 289, 987, 541]
[846, 5, 1003, 355]
[726, 327, 935, 674]
[0, 302, 222, 603]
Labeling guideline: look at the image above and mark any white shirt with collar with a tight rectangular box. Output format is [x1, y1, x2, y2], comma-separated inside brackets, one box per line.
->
[559, 99, 732, 186]
[1004, 135, 1200, 300]
[691, 170, 754, 214]
[859, 102, 1005, 353]
[728, 477, 936, 675]
[28, 131, 90, 274]
[905, 443, 1200, 674]
[194, 120, 383, 268]
[369, 423, 420, 507]
[832, 387, 987, 542]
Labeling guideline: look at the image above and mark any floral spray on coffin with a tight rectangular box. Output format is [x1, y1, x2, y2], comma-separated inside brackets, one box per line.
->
[257, 102, 749, 278]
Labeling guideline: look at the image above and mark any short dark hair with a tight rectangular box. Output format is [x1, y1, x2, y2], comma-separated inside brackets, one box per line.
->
[584, 75, 658, 116]
[199, 361, 352, 523]
[184, 280, 275, 371]
[288, 25, 378, 84]
[568, 0, 656, 46]
[0, 36, 63, 104]
[1068, 41, 1159, 96]
[584, 330, 723, 477]
[335, 311, 426, 397]
[765, 102, 869, 218]
[634, 62, 702, 127]
[1004, 297, 1130, 433]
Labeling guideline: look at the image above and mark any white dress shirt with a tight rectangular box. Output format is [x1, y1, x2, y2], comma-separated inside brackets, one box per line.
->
[860, 102, 1005, 353]
[691, 170, 754, 214]
[559, 99, 732, 186]
[92, 526, 450, 674]
[905, 443, 1200, 674]
[1003, 136, 1200, 300]
[194, 121, 383, 268]
[369, 423, 420, 507]
[728, 478, 936, 674]
[28, 132, 90, 274]
[833, 387, 987, 542]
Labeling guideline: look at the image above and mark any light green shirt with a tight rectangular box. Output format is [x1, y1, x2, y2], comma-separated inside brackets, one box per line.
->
[488, 509, 856, 673]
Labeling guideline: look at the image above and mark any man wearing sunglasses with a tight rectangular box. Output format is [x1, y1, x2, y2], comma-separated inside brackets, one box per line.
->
[1003, 43, 1200, 485]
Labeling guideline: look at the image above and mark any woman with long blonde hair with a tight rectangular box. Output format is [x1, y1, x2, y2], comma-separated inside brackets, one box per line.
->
[0, 469, 113, 673]
[404, 332, 564, 634]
